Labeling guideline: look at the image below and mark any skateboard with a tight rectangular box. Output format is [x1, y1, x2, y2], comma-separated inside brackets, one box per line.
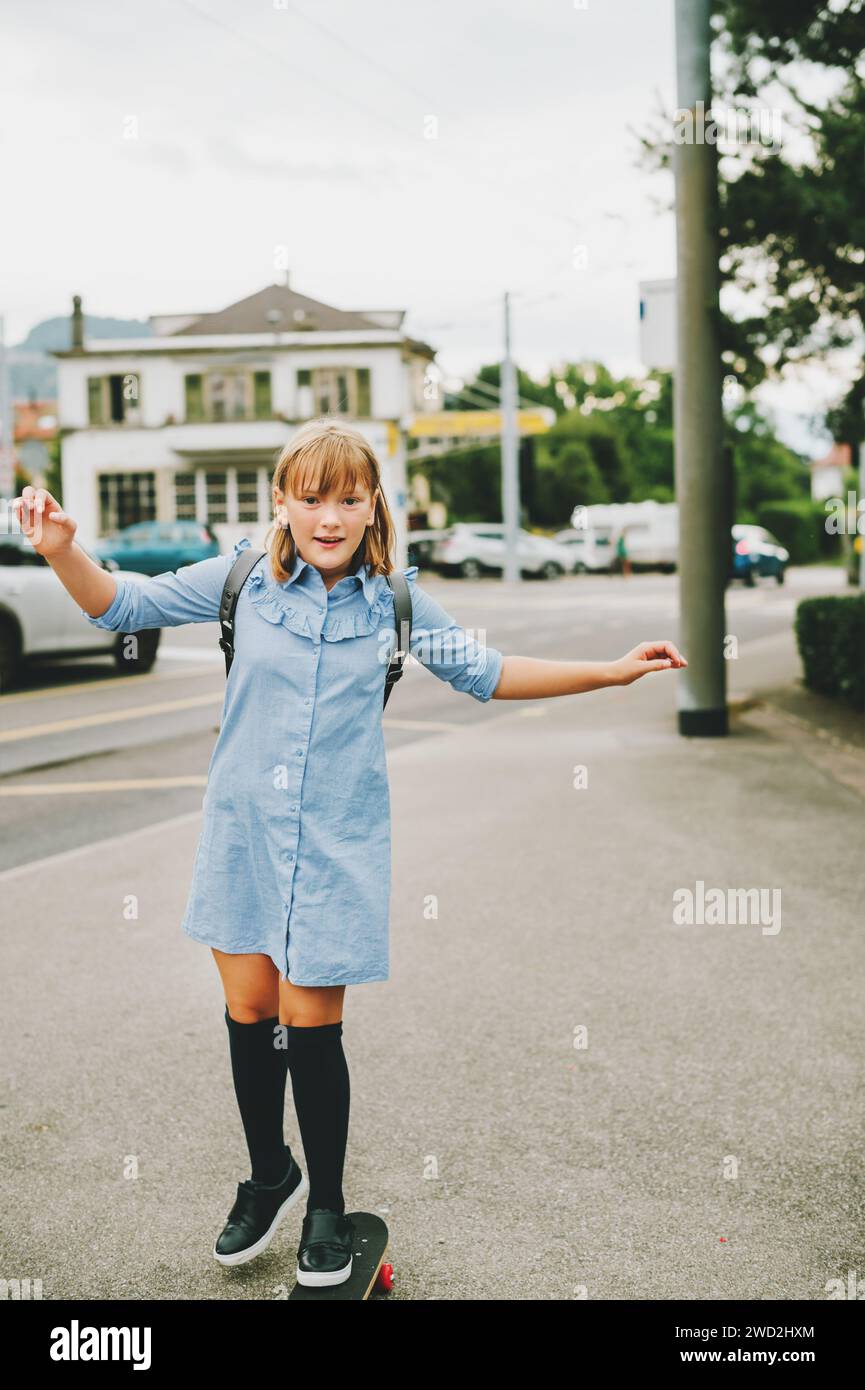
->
[289, 1212, 393, 1300]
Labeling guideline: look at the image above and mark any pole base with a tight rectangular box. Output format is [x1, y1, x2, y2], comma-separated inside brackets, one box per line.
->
[678, 707, 728, 737]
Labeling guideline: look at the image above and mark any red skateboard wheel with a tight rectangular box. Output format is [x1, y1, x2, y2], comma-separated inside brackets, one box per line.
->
[375, 1262, 394, 1293]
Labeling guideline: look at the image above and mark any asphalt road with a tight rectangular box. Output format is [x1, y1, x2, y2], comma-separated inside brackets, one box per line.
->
[2, 564, 862, 1302]
[0, 566, 836, 866]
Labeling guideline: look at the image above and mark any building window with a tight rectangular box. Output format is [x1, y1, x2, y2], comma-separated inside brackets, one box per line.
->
[174, 466, 270, 525]
[88, 374, 142, 426]
[298, 367, 371, 419]
[237, 470, 259, 522]
[175, 472, 197, 520]
[98, 472, 156, 533]
[253, 371, 272, 419]
[184, 376, 204, 422]
[205, 471, 228, 522]
[183, 370, 273, 423]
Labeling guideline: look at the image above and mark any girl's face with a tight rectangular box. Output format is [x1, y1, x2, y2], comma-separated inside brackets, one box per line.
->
[273, 474, 379, 586]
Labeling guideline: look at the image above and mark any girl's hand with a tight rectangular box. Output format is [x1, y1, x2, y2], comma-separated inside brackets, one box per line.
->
[612, 640, 687, 686]
[10, 486, 77, 558]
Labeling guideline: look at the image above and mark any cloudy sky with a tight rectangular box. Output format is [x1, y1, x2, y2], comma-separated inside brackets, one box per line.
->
[2, 0, 844, 454]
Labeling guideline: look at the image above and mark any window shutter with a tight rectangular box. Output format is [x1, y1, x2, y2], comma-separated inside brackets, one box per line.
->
[356, 367, 371, 417]
[253, 371, 272, 418]
[87, 377, 104, 425]
[185, 374, 204, 422]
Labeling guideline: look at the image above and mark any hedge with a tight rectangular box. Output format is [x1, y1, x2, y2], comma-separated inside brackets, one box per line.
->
[756, 499, 841, 564]
[794, 593, 865, 709]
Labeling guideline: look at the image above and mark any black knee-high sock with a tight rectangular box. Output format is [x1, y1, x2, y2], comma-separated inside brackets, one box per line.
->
[224, 1006, 291, 1187]
[285, 1021, 349, 1215]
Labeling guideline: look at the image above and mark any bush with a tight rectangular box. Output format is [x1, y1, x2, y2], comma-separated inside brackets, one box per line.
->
[794, 593, 865, 709]
[756, 499, 841, 564]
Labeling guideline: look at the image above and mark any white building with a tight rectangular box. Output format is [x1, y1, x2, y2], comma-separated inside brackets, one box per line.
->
[809, 442, 851, 502]
[53, 281, 436, 560]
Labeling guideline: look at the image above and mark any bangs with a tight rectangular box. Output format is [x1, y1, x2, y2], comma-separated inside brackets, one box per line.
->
[287, 433, 372, 499]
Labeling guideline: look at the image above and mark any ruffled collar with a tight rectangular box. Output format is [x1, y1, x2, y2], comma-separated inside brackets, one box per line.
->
[230, 537, 418, 643]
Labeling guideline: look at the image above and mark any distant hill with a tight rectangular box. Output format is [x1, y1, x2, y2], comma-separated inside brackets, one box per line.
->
[10, 314, 152, 401]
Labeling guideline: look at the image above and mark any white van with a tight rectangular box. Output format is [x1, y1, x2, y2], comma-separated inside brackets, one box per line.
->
[570, 502, 679, 572]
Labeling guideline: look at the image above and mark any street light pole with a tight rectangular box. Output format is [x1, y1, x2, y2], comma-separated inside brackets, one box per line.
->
[673, 0, 728, 735]
[501, 291, 520, 585]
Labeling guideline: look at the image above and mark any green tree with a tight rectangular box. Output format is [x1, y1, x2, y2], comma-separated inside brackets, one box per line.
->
[640, 1, 865, 447]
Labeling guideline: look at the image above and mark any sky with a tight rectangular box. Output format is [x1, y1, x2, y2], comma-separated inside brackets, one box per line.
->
[1, 0, 849, 457]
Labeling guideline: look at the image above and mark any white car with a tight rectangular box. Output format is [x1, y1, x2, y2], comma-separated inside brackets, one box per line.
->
[554, 526, 615, 573]
[0, 529, 162, 692]
[432, 523, 571, 579]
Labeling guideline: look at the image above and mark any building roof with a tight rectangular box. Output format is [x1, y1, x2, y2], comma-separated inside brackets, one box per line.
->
[15, 400, 58, 440]
[809, 442, 852, 472]
[168, 283, 392, 337]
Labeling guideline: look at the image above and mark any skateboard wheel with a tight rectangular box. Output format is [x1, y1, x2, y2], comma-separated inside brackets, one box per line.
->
[375, 1262, 394, 1293]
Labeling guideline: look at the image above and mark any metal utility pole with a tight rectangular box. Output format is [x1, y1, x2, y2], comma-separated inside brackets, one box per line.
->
[859, 432, 865, 588]
[673, 0, 728, 735]
[501, 291, 521, 584]
[0, 315, 14, 503]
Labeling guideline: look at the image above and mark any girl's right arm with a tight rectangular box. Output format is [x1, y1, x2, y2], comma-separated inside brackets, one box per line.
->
[11, 485, 231, 630]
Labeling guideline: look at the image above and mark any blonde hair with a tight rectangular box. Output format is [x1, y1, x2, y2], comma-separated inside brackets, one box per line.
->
[264, 418, 398, 584]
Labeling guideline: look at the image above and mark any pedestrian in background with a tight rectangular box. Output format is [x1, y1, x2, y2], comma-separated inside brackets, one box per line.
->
[616, 527, 632, 577]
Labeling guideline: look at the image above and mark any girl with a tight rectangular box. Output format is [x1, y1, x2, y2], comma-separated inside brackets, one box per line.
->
[13, 419, 685, 1289]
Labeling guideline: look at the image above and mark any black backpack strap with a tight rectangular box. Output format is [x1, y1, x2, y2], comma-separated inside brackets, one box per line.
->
[383, 570, 413, 708]
[219, 550, 413, 701]
[219, 547, 266, 677]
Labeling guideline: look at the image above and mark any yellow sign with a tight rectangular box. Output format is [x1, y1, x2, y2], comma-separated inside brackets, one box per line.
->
[409, 409, 554, 439]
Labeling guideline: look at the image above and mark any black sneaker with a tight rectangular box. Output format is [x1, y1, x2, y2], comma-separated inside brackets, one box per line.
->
[213, 1148, 308, 1266]
[296, 1208, 356, 1287]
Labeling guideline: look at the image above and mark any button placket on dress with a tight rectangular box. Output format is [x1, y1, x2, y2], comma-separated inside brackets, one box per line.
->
[278, 571, 327, 978]
[80, 534, 504, 986]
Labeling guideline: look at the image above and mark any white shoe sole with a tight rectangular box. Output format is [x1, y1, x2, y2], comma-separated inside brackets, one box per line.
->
[295, 1253, 354, 1288]
[213, 1172, 309, 1267]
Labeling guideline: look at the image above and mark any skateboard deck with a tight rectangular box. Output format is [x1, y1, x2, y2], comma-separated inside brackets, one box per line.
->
[289, 1212, 392, 1300]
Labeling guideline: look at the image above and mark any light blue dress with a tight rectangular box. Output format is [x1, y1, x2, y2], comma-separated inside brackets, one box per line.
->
[82, 538, 504, 985]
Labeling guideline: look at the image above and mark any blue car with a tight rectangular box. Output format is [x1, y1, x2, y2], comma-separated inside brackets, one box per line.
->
[94, 520, 221, 575]
[731, 524, 789, 586]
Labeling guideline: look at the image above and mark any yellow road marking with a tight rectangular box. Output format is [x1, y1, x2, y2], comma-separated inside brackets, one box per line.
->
[0, 776, 208, 795]
[382, 716, 463, 732]
[0, 693, 222, 742]
[0, 662, 218, 704]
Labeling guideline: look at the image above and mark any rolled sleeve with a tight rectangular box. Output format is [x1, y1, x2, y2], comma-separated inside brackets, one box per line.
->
[81, 578, 129, 630]
[80, 552, 234, 631]
[404, 572, 504, 703]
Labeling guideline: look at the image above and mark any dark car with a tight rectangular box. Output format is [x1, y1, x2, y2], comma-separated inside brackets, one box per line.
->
[731, 524, 789, 586]
[94, 520, 220, 575]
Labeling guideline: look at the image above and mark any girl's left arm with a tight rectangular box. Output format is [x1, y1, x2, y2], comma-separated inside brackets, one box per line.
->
[490, 642, 687, 699]
[401, 574, 685, 702]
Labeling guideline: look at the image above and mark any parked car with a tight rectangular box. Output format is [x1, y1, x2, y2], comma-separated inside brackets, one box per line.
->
[94, 520, 219, 575]
[432, 523, 571, 579]
[731, 524, 789, 586]
[554, 526, 615, 573]
[406, 529, 450, 570]
[0, 528, 163, 692]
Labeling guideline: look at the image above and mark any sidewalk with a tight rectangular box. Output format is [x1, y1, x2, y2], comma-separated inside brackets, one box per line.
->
[2, 621, 862, 1300]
